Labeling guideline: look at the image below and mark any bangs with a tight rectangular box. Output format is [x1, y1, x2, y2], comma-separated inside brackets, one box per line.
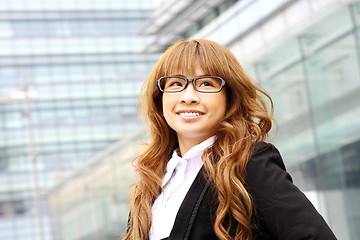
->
[159, 39, 230, 78]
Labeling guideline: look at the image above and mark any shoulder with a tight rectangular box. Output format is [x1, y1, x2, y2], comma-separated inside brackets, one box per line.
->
[251, 141, 281, 159]
[245, 142, 338, 239]
[245, 141, 294, 203]
[247, 141, 288, 176]
[245, 141, 293, 195]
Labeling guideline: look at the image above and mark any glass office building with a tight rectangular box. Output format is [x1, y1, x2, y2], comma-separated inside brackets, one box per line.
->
[47, 130, 145, 240]
[2, 0, 360, 239]
[0, 1, 159, 239]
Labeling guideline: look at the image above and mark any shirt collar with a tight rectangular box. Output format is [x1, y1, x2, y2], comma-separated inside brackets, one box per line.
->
[162, 136, 216, 186]
[178, 136, 216, 160]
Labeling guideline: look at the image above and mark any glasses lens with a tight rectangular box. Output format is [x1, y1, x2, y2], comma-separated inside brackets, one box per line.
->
[161, 77, 187, 92]
[195, 77, 223, 92]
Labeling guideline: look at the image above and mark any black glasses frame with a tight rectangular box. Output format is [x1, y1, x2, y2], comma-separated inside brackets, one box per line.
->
[156, 76, 226, 93]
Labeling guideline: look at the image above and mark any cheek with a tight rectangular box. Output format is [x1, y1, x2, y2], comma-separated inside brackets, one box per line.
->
[212, 94, 227, 116]
[162, 95, 175, 120]
[162, 96, 167, 117]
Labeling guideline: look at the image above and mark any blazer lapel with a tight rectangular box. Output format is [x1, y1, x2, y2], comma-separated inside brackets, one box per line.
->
[168, 167, 210, 240]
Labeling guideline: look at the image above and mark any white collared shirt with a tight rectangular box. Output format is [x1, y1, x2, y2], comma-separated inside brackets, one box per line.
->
[149, 136, 215, 240]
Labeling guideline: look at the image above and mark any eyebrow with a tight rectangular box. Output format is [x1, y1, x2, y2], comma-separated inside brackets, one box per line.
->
[171, 74, 212, 78]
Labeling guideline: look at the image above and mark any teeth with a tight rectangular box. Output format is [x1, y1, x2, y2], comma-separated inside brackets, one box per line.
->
[179, 112, 202, 117]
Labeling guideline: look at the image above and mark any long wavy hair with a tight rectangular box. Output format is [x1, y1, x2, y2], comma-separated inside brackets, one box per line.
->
[124, 39, 274, 240]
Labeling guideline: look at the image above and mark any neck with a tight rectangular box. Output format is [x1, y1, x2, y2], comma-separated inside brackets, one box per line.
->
[177, 135, 211, 157]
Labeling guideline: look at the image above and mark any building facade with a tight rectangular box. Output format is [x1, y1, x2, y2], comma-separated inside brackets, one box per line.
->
[0, 1, 159, 239]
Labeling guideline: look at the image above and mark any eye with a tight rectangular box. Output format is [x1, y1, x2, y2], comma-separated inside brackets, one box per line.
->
[163, 77, 186, 90]
[169, 81, 184, 87]
[196, 78, 219, 88]
[199, 81, 214, 87]
[195, 77, 223, 92]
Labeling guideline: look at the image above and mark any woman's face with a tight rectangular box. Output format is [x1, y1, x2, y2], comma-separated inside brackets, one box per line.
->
[162, 63, 227, 145]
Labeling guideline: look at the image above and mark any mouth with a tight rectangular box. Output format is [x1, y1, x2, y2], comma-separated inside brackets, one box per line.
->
[176, 110, 204, 117]
[178, 112, 203, 117]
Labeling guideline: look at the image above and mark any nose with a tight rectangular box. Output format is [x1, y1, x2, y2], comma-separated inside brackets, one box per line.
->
[179, 83, 200, 104]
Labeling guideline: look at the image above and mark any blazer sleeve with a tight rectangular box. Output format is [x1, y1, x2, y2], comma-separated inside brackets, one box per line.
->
[245, 142, 337, 240]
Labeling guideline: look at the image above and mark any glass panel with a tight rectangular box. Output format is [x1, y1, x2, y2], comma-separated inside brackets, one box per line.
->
[349, 3, 360, 27]
[262, 63, 316, 168]
[304, 32, 360, 240]
[255, 39, 301, 83]
[299, 6, 353, 56]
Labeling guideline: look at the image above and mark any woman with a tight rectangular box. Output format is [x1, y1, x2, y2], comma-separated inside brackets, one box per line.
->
[124, 39, 337, 240]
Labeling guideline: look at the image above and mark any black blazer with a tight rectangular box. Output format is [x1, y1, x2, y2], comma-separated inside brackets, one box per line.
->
[163, 142, 337, 240]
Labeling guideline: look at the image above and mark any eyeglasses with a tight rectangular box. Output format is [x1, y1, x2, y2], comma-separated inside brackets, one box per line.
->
[157, 76, 226, 93]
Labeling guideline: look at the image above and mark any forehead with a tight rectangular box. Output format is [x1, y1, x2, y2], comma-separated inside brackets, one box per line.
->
[163, 57, 216, 78]
[171, 62, 207, 78]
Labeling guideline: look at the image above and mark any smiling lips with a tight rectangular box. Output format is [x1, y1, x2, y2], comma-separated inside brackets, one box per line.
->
[177, 110, 204, 117]
[179, 112, 202, 117]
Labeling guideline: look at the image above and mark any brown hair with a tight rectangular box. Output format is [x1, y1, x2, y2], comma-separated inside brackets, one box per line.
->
[124, 39, 274, 240]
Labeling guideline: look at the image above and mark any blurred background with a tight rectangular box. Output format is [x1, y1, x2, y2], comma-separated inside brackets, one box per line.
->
[0, 0, 359, 239]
